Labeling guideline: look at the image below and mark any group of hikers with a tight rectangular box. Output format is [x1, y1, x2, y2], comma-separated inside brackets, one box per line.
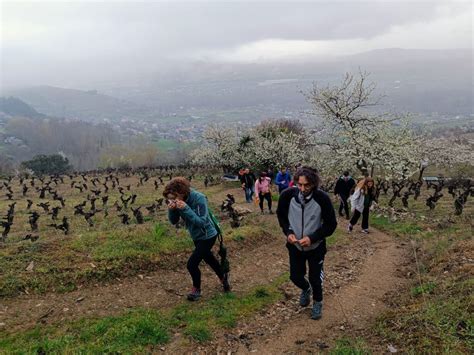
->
[164, 166, 377, 320]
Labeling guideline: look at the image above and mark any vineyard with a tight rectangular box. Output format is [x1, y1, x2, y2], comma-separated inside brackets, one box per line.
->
[0, 166, 472, 353]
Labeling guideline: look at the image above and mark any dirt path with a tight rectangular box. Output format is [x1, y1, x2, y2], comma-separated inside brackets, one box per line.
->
[184, 225, 410, 354]
[0, 216, 410, 355]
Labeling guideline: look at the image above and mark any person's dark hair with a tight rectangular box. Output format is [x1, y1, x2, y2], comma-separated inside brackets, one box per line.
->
[294, 166, 320, 189]
[163, 177, 191, 199]
[343, 171, 349, 177]
[259, 171, 267, 182]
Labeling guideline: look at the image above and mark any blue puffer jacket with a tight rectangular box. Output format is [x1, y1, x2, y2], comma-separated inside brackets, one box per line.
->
[168, 189, 217, 241]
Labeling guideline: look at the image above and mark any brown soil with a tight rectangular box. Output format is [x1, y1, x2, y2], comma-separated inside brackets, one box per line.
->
[0, 212, 411, 354]
[167, 223, 410, 354]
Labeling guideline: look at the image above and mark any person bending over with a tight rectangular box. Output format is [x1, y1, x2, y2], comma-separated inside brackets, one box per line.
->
[164, 177, 230, 301]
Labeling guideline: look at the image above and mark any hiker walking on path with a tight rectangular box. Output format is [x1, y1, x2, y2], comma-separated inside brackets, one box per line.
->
[334, 171, 356, 219]
[276, 167, 337, 320]
[348, 177, 376, 234]
[239, 168, 256, 203]
[254, 172, 273, 214]
[275, 167, 292, 194]
[164, 177, 230, 301]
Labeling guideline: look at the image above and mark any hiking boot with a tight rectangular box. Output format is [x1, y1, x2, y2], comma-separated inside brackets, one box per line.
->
[187, 287, 201, 301]
[221, 273, 231, 292]
[299, 286, 312, 307]
[361, 229, 369, 234]
[311, 301, 323, 320]
[347, 224, 353, 233]
[260, 210, 265, 215]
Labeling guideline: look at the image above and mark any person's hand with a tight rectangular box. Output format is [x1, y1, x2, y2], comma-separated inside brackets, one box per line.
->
[298, 236, 311, 247]
[287, 234, 297, 244]
[175, 200, 186, 209]
[242, 183, 246, 189]
[334, 194, 339, 202]
[167, 200, 177, 210]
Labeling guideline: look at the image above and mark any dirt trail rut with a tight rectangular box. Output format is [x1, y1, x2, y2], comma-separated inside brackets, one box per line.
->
[180, 226, 409, 354]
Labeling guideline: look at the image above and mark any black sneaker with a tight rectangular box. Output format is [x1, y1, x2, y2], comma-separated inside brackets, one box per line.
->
[311, 301, 323, 320]
[187, 287, 201, 301]
[299, 286, 312, 307]
[221, 273, 231, 292]
[269, 210, 274, 214]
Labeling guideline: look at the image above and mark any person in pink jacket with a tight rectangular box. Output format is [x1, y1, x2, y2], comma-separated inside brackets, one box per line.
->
[255, 172, 273, 214]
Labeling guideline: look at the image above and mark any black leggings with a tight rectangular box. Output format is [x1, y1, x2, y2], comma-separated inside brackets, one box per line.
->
[350, 206, 370, 229]
[187, 236, 224, 289]
[287, 243, 325, 302]
[259, 192, 272, 211]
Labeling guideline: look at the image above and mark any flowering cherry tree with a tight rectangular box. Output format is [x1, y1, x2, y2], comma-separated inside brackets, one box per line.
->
[192, 121, 309, 171]
[306, 71, 421, 179]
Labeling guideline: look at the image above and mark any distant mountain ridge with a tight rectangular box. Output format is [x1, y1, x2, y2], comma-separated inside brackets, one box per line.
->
[5, 48, 473, 122]
[0, 97, 45, 118]
[6, 86, 155, 123]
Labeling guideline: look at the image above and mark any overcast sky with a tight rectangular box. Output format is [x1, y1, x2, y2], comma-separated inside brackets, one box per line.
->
[1, 0, 472, 89]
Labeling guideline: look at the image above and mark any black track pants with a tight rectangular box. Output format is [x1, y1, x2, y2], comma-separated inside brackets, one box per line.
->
[338, 194, 350, 218]
[187, 236, 223, 289]
[287, 243, 325, 302]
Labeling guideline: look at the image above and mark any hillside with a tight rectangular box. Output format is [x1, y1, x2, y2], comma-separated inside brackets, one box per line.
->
[6, 86, 156, 123]
[0, 97, 45, 119]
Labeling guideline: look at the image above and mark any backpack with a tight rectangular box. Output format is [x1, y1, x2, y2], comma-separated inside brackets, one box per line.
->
[208, 209, 230, 274]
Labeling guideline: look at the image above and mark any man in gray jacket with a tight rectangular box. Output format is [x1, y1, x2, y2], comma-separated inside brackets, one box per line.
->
[276, 167, 337, 319]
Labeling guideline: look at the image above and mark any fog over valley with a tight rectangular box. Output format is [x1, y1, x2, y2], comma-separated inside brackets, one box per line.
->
[1, 0, 473, 170]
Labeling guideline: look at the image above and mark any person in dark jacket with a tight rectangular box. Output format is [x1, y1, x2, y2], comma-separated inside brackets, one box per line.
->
[276, 167, 337, 320]
[334, 171, 356, 219]
[239, 168, 256, 203]
[164, 177, 230, 301]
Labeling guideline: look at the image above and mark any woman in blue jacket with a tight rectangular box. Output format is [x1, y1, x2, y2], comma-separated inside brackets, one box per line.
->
[164, 177, 230, 301]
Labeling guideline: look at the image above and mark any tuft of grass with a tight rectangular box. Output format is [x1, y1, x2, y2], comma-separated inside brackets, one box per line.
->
[183, 322, 212, 342]
[411, 281, 437, 296]
[330, 337, 370, 355]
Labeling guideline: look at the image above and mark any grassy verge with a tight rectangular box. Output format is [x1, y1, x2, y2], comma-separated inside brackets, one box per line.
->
[0, 216, 278, 297]
[0, 274, 289, 353]
[0, 222, 192, 297]
[368, 194, 473, 353]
